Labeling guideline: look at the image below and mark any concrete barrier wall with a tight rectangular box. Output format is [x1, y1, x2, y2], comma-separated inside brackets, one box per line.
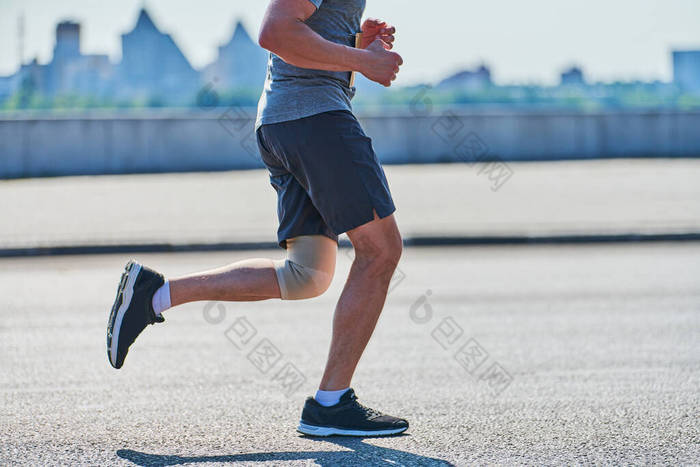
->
[1, 109, 699, 178]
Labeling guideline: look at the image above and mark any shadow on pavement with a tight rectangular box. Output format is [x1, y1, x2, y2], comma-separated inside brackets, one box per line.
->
[117, 436, 453, 466]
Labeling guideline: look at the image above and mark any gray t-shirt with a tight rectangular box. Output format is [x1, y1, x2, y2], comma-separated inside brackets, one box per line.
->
[256, 0, 366, 128]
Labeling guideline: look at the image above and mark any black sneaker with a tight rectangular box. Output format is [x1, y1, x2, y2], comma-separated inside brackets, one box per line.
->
[106, 260, 165, 369]
[297, 388, 409, 437]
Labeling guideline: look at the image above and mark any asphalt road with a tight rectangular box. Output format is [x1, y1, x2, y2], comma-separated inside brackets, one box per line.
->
[2, 159, 700, 251]
[1, 243, 699, 465]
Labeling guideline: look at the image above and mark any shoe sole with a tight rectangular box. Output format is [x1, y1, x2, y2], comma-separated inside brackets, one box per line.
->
[297, 422, 407, 437]
[106, 260, 141, 369]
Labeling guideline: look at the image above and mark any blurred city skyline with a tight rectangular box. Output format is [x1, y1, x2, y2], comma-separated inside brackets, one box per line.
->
[1, 0, 700, 86]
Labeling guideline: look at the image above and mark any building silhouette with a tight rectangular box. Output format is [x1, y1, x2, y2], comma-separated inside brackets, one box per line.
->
[2, 9, 698, 108]
[51, 21, 113, 98]
[204, 21, 268, 91]
[46, 21, 81, 96]
[117, 9, 199, 104]
[673, 50, 700, 92]
[3, 20, 114, 101]
[437, 65, 492, 91]
[560, 66, 585, 86]
[1, 8, 267, 106]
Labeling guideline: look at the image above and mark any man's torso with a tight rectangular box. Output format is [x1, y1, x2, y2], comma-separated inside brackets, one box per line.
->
[256, 0, 366, 128]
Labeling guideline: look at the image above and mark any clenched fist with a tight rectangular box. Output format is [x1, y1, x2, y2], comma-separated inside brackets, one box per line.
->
[360, 18, 396, 50]
[360, 39, 403, 87]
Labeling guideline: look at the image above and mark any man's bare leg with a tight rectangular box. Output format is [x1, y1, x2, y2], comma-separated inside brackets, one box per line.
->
[169, 258, 281, 306]
[319, 213, 402, 390]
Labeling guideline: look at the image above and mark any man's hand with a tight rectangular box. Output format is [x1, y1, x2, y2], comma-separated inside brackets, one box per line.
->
[360, 39, 403, 87]
[360, 18, 396, 50]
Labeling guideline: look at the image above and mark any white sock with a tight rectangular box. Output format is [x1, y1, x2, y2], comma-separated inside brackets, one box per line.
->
[315, 388, 349, 407]
[151, 280, 171, 316]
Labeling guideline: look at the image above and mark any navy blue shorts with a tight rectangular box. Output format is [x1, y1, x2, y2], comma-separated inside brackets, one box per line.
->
[256, 110, 396, 248]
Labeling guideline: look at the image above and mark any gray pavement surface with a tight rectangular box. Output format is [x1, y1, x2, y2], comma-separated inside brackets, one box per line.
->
[1, 243, 699, 465]
[2, 159, 700, 251]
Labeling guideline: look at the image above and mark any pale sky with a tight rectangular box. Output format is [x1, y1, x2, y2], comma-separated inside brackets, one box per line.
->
[1, 0, 699, 86]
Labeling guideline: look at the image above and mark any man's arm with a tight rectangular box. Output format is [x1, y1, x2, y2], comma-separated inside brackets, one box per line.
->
[258, 0, 361, 72]
[258, 0, 403, 87]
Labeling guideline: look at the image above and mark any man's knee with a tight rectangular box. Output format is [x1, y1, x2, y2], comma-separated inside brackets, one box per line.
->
[274, 235, 337, 300]
[353, 231, 402, 280]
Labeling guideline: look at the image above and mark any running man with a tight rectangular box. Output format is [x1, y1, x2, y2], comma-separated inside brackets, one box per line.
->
[106, 0, 406, 437]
